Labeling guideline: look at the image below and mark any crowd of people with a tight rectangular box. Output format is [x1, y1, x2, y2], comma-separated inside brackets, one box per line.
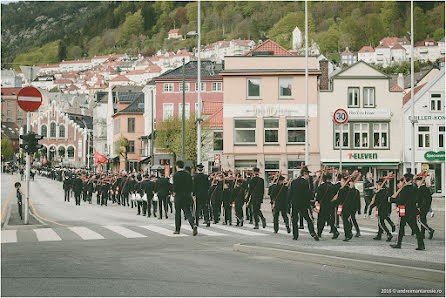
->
[54, 161, 435, 250]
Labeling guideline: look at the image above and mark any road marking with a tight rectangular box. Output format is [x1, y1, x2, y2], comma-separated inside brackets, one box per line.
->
[212, 225, 267, 236]
[140, 225, 188, 237]
[170, 224, 227, 236]
[33, 228, 62, 242]
[29, 200, 67, 227]
[262, 226, 289, 235]
[69, 227, 105, 240]
[1, 176, 16, 220]
[1, 230, 17, 243]
[104, 226, 146, 238]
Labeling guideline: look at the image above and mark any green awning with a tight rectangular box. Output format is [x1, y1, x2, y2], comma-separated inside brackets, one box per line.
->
[322, 162, 400, 167]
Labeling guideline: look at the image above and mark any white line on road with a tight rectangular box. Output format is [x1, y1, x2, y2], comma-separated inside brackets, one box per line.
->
[104, 226, 146, 238]
[140, 225, 188, 237]
[68, 227, 105, 240]
[170, 224, 227, 236]
[33, 228, 62, 242]
[1, 230, 17, 243]
[212, 225, 268, 236]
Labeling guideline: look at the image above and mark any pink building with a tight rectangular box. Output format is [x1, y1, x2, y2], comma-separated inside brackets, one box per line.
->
[220, 40, 321, 183]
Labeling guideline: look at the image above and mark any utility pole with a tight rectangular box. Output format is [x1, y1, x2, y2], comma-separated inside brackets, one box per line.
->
[182, 58, 186, 161]
[196, 0, 202, 165]
[304, 0, 309, 166]
[150, 88, 154, 170]
[410, 0, 416, 174]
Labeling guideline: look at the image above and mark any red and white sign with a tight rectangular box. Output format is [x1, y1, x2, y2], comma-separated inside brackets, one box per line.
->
[333, 108, 348, 125]
[214, 154, 221, 166]
[17, 87, 42, 112]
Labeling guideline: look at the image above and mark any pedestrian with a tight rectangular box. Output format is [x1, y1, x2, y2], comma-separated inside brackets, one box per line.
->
[247, 167, 266, 230]
[416, 175, 435, 240]
[72, 173, 83, 206]
[193, 164, 210, 226]
[270, 176, 291, 234]
[222, 178, 233, 225]
[155, 173, 171, 219]
[369, 178, 394, 242]
[233, 176, 245, 227]
[363, 172, 375, 218]
[14, 182, 23, 220]
[172, 160, 197, 236]
[316, 173, 339, 239]
[63, 173, 71, 202]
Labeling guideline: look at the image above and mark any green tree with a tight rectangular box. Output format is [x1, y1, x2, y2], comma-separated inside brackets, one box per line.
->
[1, 138, 14, 161]
[117, 9, 144, 45]
[268, 11, 315, 50]
[115, 135, 129, 171]
[433, 28, 445, 42]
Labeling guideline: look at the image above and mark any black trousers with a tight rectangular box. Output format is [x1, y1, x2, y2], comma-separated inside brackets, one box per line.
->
[317, 206, 337, 236]
[158, 195, 169, 218]
[223, 200, 232, 224]
[419, 211, 434, 236]
[174, 194, 195, 232]
[246, 203, 254, 222]
[211, 195, 221, 223]
[235, 201, 244, 224]
[195, 198, 210, 225]
[351, 212, 360, 234]
[273, 206, 289, 232]
[341, 210, 353, 238]
[74, 192, 81, 205]
[96, 192, 101, 205]
[377, 214, 391, 235]
[64, 190, 70, 202]
[364, 196, 373, 215]
[252, 199, 265, 227]
[292, 207, 316, 238]
[147, 197, 157, 216]
[17, 202, 22, 219]
[137, 201, 144, 215]
[395, 215, 424, 246]
[101, 193, 108, 206]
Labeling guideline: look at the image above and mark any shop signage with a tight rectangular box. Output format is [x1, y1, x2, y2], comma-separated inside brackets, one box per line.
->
[347, 108, 390, 120]
[409, 115, 445, 121]
[224, 104, 317, 118]
[348, 153, 378, 160]
[424, 151, 445, 161]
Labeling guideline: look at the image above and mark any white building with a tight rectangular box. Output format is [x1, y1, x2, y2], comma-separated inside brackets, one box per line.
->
[319, 61, 404, 183]
[390, 43, 406, 65]
[59, 59, 93, 72]
[415, 38, 442, 63]
[340, 48, 357, 66]
[375, 43, 392, 67]
[402, 69, 445, 196]
[200, 39, 255, 63]
[1, 69, 23, 87]
[357, 46, 375, 64]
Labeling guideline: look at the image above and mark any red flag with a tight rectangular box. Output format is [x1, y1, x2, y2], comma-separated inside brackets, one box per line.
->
[43, 157, 47, 164]
[95, 151, 108, 164]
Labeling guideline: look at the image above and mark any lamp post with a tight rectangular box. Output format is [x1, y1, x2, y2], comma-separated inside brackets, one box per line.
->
[197, 0, 202, 165]
[182, 57, 186, 161]
[304, 0, 309, 167]
[410, 0, 416, 174]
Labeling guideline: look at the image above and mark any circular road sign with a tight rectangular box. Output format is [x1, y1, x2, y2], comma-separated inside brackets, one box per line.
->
[333, 108, 349, 125]
[17, 86, 42, 112]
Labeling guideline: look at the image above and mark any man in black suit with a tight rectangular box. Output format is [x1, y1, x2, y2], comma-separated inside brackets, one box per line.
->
[155, 173, 171, 219]
[247, 167, 266, 229]
[63, 173, 71, 202]
[288, 167, 319, 241]
[193, 164, 210, 226]
[173, 160, 197, 235]
[143, 175, 156, 217]
[72, 173, 83, 206]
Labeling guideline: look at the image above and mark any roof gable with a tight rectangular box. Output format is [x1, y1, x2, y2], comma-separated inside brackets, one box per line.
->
[332, 61, 389, 79]
[244, 39, 293, 56]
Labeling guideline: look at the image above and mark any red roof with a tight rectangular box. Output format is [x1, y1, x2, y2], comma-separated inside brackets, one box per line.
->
[415, 38, 438, 47]
[390, 84, 404, 92]
[126, 69, 146, 75]
[1, 87, 22, 96]
[38, 64, 59, 68]
[175, 49, 192, 57]
[66, 85, 80, 91]
[358, 46, 375, 53]
[244, 39, 294, 56]
[403, 83, 427, 105]
[60, 59, 91, 64]
[54, 79, 72, 84]
[202, 101, 223, 127]
[376, 43, 389, 49]
[146, 65, 162, 73]
[110, 75, 130, 82]
[380, 37, 398, 47]
[391, 43, 405, 50]
[168, 29, 180, 34]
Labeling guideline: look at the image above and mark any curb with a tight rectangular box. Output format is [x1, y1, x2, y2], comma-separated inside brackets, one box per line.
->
[2, 205, 12, 229]
[233, 243, 445, 283]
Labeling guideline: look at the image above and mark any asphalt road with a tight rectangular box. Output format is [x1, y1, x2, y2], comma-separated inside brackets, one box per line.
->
[1, 173, 445, 297]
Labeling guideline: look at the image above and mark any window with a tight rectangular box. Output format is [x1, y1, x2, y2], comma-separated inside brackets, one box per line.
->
[179, 82, 189, 92]
[234, 119, 256, 144]
[287, 119, 305, 144]
[348, 87, 360, 107]
[213, 131, 223, 151]
[353, 123, 369, 148]
[430, 94, 443, 112]
[127, 140, 135, 154]
[363, 88, 375, 107]
[113, 118, 120, 135]
[67, 146, 75, 158]
[334, 123, 350, 148]
[6, 101, 11, 106]
[195, 102, 200, 115]
[59, 125, 65, 138]
[373, 123, 388, 148]
[163, 103, 174, 120]
[179, 103, 190, 119]
[288, 160, 304, 179]
[211, 82, 222, 92]
[17, 110, 23, 116]
[128, 118, 135, 133]
[163, 83, 173, 93]
[41, 125, 47, 137]
[6, 110, 11, 116]
[265, 160, 279, 186]
[247, 78, 260, 99]
[279, 78, 292, 98]
[195, 82, 206, 92]
[17, 119, 23, 126]
[50, 122, 56, 138]
[264, 119, 279, 143]
[439, 126, 445, 148]
[418, 126, 431, 148]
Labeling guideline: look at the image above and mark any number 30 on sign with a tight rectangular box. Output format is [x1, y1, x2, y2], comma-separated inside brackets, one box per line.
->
[333, 108, 349, 125]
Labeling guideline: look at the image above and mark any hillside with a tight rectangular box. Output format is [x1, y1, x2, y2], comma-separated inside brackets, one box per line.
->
[1, 1, 444, 69]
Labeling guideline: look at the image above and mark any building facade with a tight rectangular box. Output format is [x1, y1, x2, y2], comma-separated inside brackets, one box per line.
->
[403, 69, 445, 195]
[1, 87, 26, 127]
[319, 61, 404, 183]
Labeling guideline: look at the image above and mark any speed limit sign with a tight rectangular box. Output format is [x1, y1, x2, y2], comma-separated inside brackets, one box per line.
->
[333, 108, 349, 125]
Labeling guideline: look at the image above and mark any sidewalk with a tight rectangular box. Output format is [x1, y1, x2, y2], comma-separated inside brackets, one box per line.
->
[4, 201, 41, 228]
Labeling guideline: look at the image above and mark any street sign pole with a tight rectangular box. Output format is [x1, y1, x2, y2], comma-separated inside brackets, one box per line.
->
[339, 124, 343, 174]
[24, 112, 31, 224]
[333, 108, 348, 174]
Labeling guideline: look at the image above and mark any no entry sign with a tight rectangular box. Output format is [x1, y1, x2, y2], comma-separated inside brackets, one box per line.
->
[333, 108, 349, 125]
[17, 87, 42, 112]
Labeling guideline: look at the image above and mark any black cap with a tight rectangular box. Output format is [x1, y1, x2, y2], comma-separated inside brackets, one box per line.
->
[377, 178, 384, 183]
[415, 176, 423, 181]
[301, 167, 310, 174]
[197, 164, 204, 170]
[404, 173, 414, 180]
[253, 167, 260, 173]
[278, 175, 285, 181]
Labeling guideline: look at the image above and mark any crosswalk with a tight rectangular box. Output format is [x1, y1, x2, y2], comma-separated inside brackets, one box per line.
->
[1, 223, 380, 244]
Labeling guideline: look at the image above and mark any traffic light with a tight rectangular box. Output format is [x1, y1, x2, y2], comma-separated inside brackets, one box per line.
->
[19, 133, 33, 153]
[19, 132, 44, 154]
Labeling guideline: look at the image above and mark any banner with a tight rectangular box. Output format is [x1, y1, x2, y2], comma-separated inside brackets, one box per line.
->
[94, 151, 108, 164]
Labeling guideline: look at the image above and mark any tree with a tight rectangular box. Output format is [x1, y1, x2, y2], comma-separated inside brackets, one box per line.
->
[433, 28, 445, 42]
[1, 138, 14, 161]
[115, 135, 129, 171]
[268, 11, 315, 50]
[117, 9, 144, 45]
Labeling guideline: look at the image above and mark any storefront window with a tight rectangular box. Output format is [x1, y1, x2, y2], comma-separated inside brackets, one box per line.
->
[334, 124, 349, 148]
[265, 160, 279, 186]
[287, 119, 305, 144]
[234, 119, 256, 144]
[213, 131, 223, 151]
[354, 123, 369, 148]
[264, 119, 279, 143]
[418, 126, 431, 148]
[373, 123, 388, 148]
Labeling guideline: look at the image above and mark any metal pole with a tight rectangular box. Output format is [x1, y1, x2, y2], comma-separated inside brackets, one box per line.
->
[150, 88, 154, 172]
[304, 0, 309, 166]
[197, 0, 202, 165]
[24, 112, 31, 224]
[410, 0, 415, 174]
[182, 58, 186, 161]
[339, 124, 343, 173]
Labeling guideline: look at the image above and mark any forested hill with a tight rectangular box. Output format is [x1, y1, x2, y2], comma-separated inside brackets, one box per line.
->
[1, 1, 444, 69]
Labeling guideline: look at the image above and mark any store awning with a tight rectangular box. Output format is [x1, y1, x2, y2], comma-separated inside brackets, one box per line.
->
[322, 162, 400, 168]
[140, 156, 151, 164]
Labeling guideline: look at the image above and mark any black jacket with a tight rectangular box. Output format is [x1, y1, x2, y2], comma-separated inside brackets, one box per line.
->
[193, 173, 210, 200]
[416, 185, 432, 213]
[363, 179, 375, 198]
[288, 177, 312, 208]
[315, 182, 335, 208]
[173, 170, 193, 195]
[372, 187, 391, 216]
[143, 180, 156, 198]
[248, 176, 264, 200]
[155, 177, 171, 197]
[270, 183, 288, 210]
[72, 177, 83, 194]
[391, 184, 418, 217]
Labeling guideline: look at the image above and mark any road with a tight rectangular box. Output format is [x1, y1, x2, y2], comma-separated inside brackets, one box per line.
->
[1, 173, 444, 297]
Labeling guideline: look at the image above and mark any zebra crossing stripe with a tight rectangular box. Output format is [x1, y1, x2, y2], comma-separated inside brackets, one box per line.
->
[34, 228, 62, 242]
[211, 225, 267, 236]
[140, 225, 188, 237]
[104, 226, 146, 238]
[262, 226, 289, 235]
[69, 227, 105, 240]
[170, 224, 227, 236]
[1, 230, 17, 243]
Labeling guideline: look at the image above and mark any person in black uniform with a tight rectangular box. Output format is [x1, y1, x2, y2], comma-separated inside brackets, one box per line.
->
[390, 173, 425, 250]
[333, 176, 357, 241]
[120, 174, 131, 207]
[142, 175, 155, 217]
[316, 173, 339, 239]
[247, 168, 266, 229]
[416, 176, 435, 240]
[15, 182, 23, 220]
[350, 181, 361, 237]
[222, 178, 233, 225]
[233, 176, 245, 226]
[244, 173, 253, 224]
[155, 173, 171, 219]
[363, 172, 375, 217]
[172, 160, 197, 235]
[193, 164, 210, 226]
[370, 178, 393, 241]
[271, 176, 291, 234]
[209, 174, 223, 224]
[101, 179, 109, 206]
[288, 167, 318, 240]
[72, 173, 83, 206]
[63, 173, 71, 202]
[85, 177, 93, 204]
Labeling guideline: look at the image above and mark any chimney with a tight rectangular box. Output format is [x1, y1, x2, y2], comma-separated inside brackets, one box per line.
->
[319, 60, 329, 91]
[397, 73, 404, 89]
